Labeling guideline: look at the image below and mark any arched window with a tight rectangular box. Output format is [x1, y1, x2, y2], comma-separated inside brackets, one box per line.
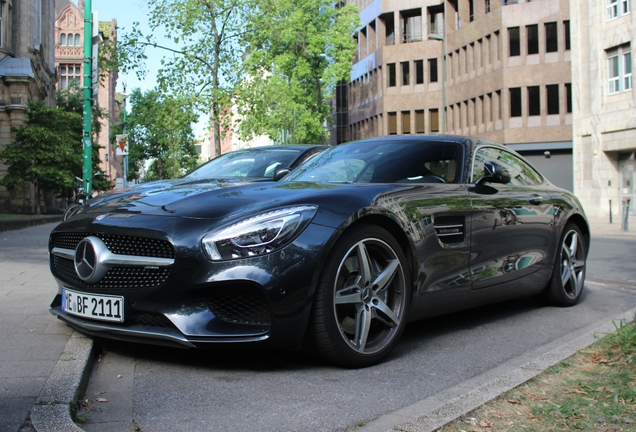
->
[75, 34, 81, 46]
[60, 33, 66, 45]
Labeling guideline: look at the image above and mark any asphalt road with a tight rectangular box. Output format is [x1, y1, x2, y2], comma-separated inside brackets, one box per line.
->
[76, 236, 636, 432]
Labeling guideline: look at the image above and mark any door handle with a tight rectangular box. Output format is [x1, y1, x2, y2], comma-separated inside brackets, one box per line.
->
[528, 195, 543, 205]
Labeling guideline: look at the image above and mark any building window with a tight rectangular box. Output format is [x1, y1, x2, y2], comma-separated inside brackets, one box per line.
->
[59, 64, 82, 90]
[608, 45, 632, 94]
[545, 22, 558, 53]
[495, 30, 501, 61]
[402, 111, 411, 134]
[388, 63, 396, 87]
[60, 33, 66, 46]
[415, 60, 424, 84]
[388, 112, 398, 134]
[527, 25, 539, 55]
[75, 34, 81, 46]
[384, 14, 395, 45]
[485, 0, 491, 14]
[528, 86, 540, 116]
[502, 0, 519, 4]
[546, 84, 559, 115]
[402, 61, 410, 86]
[564, 20, 570, 51]
[401, 9, 422, 43]
[428, 58, 438, 82]
[0, 2, 3, 47]
[565, 83, 572, 113]
[430, 109, 439, 132]
[469, 0, 475, 22]
[496, 90, 502, 120]
[509, 27, 520, 57]
[510, 87, 522, 117]
[415, 110, 425, 133]
[607, 0, 630, 21]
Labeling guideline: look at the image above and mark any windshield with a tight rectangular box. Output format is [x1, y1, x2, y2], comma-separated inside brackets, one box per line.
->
[286, 139, 464, 184]
[185, 149, 302, 180]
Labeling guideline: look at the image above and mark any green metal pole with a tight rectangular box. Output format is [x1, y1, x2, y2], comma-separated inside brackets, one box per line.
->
[82, 0, 93, 195]
[123, 83, 128, 187]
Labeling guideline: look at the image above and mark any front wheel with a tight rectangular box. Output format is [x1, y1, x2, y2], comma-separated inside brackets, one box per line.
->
[304, 224, 411, 368]
[538, 222, 587, 307]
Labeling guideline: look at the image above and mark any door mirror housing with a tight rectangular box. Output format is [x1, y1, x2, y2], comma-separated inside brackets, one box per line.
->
[477, 161, 511, 186]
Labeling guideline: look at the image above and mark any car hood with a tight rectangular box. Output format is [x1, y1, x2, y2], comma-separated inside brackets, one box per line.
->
[85, 180, 379, 221]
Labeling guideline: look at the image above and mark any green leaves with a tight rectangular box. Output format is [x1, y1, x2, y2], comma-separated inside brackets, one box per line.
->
[237, 0, 359, 144]
[125, 89, 198, 181]
[0, 102, 83, 194]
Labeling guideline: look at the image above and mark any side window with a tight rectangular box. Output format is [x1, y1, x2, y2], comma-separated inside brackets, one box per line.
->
[472, 147, 543, 185]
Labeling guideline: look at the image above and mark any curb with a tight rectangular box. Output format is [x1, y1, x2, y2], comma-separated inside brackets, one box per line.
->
[0, 216, 62, 232]
[29, 331, 95, 432]
[356, 304, 636, 432]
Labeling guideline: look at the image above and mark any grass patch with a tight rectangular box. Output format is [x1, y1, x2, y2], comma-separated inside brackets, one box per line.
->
[439, 317, 636, 432]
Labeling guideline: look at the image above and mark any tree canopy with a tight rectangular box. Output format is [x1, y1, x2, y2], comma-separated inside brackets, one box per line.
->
[108, 0, 358, 152]
[238, 0, 359, 144]
[0, 102, 83, 213]
[108, 0, 254, 158]
[125, 89, 199, 181]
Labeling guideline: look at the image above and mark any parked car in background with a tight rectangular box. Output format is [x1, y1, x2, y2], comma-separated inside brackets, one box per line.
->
[184, 145, 328, 182]
[49, 136, 589, 367]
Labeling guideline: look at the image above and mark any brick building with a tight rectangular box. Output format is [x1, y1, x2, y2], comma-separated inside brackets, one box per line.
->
[0, 0, 57, 212]
[336, 0, 574, 191]
[54, 0, 122, 188]
[571, 0, 635, 220]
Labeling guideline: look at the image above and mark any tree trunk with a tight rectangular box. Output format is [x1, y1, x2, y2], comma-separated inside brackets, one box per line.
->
[35, 186, 42, 215]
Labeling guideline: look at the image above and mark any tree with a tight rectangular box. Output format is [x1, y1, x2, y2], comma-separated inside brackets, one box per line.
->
[56, 84, 111, 191]
[0, 102, 83, 214]
[237, 0, 359, 144]
[106, 0, 255, 158]
[126, 89, 199, 181]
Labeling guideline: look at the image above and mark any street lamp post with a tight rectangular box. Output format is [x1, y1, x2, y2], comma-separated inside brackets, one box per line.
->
[428, 33, 446, 134]
[82, 0, 93, 195]
[122, 81, 128, 187]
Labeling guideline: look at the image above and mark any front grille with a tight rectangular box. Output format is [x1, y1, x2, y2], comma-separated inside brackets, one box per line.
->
[53, 255, 171, 290]
[434, 215, 465, 244]
[127, 312, 176, 328]
[207, 287, 271, 326]
[51, 232, 175, 259]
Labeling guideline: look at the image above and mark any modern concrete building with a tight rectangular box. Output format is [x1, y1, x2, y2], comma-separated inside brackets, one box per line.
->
[0, 0, 57, 212]
[571, 0, 635, 220]
[54, 0, 123, 188]
[337, 0, 574, 191]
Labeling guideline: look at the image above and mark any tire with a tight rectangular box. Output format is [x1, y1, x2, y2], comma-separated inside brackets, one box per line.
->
[304, 224, 411, 368]
[63, 204, 81, 221]
[538, 222, 587, 307]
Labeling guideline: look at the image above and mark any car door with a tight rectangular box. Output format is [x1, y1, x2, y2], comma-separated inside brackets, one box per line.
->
[467, 145, 556, 290]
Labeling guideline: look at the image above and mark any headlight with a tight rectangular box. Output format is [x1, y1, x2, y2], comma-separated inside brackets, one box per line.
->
[202, 205, 318, 261]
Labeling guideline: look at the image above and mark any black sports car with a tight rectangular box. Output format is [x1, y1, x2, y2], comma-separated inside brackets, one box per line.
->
[49, 136, 589, 367]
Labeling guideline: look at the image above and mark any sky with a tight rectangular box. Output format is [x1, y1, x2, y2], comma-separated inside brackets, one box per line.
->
[91, 0, 159, 95]
[87, 0, 211, 135]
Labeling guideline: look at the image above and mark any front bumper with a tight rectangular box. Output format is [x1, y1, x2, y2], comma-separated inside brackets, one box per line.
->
[48, 216, 337, 350]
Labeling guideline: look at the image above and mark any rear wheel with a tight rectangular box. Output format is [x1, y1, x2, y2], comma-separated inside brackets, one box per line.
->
[304, 224, 410, 367]
[538, 222, 587, 307]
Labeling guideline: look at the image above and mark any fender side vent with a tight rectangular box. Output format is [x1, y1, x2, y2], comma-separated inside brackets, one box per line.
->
[434, 216, 465, 244]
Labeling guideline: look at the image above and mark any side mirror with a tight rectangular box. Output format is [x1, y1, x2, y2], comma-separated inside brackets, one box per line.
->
[477, 161, 511, 186]
[273, 168, 291, 181]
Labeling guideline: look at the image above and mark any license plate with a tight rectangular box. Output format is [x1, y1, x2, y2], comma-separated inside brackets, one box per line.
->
[62, 288, 124, 323]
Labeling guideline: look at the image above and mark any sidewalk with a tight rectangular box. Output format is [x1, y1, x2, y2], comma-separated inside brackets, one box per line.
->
[0, 216, 635, 432]
[587, 215, 636, 238]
